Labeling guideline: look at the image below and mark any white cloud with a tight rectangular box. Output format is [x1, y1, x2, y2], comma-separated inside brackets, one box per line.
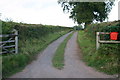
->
[108, 0, 119, 21]
[0, 0, 76, 27]
[118, 1, 120, 20]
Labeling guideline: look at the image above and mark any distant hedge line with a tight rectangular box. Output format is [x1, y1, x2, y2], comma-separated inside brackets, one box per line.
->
[15, 25, 72, 40]
[2, 21, 72, 34]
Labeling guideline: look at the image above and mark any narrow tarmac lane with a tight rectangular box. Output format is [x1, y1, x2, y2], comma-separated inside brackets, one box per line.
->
[11, 32, 114, 78]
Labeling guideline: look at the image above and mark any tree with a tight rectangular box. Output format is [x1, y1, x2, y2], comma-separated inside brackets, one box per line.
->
[58, 1, 114, 27]
[74, 25, 83, 30]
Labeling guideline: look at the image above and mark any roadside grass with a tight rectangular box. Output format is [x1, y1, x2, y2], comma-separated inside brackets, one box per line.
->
[0, 56, 2, 79]
[2, 31, 70, 78]
[52, 32, 74, 69]
[77, 31, 119, 75]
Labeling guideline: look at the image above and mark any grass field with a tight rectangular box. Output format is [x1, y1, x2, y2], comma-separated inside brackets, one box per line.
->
[52, 32, 74, 69]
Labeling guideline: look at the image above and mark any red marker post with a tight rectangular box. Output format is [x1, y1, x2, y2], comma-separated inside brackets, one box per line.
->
[110, 32, 119, 40]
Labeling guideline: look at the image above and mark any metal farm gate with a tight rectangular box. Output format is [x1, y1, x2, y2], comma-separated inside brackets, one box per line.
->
[0, 29, 18, 54]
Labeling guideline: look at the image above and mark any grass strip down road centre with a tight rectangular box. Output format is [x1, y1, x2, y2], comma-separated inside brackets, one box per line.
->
[52, 32, 74, 69]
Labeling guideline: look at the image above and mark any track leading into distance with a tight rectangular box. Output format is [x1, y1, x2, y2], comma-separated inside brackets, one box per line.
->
[11, 32, 114, 78]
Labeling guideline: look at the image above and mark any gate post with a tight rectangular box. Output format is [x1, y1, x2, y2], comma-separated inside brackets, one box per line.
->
[13, 29, 18, 54]
[96, 32, 100, 50]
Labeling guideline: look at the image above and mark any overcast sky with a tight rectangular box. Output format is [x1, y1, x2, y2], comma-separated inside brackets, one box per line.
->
[0, 0, 119, 27]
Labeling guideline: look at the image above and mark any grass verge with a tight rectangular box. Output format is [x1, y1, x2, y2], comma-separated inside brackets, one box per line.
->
[77, 31, 119, 75]
[2, 31, 70, 78]
[52, 32, 74, 69]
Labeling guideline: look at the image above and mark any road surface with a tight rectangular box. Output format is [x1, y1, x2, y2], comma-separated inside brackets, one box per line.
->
[10, 32, 114, 78]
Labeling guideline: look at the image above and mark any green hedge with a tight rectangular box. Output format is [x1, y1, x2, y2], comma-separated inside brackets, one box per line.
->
[101, 26, 120, 40]
[86, 21, 120, 40]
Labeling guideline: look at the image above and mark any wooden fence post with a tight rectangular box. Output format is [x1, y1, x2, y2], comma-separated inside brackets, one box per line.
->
[96, 32, 120, 50]
[14, 29, 18, 54]
[96, 32, 100, 50]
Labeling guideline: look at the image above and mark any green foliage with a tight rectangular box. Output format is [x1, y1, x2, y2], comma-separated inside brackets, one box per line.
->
[59, 2, 114, 25]
[74, 25, 83, 30]
[98, 44, 120, 55]
[2, 21, 18, 34]
[85, 21, 120, 40]
[101, 26, 120, 40]
[14, 24, 72, 40]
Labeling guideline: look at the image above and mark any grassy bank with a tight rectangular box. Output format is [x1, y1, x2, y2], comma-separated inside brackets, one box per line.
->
[52, 32, 74, 69]
[77, 21, 120, 75]
[2, 21, 72, 78]
[77, 30, 119, 75]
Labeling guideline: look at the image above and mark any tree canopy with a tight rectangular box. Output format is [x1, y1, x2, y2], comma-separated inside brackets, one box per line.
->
[58, 1, 114, 26]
